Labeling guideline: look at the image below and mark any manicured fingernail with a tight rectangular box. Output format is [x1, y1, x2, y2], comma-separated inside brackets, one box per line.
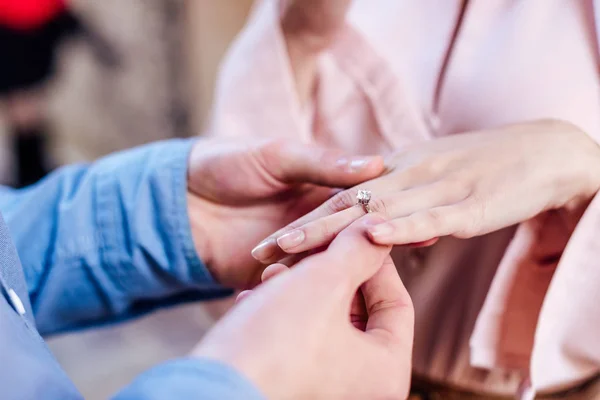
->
[368, 223, 394, 238]
[251, 239, 276, 261]
[337, 157, 374, 172]
[276, 230, 305, 250]
[349, 158, 372, 172]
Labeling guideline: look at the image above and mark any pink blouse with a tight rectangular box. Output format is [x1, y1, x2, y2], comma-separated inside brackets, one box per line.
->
[210, 0, 600, 396]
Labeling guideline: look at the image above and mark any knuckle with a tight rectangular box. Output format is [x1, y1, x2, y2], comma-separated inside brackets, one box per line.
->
[403, 209, 445, 241]
[260, 138, 288, 159]
[455, 226, 476, 239]
[327, 190, 357, 213]
[454, 197, 486, 238]
[256, 139, 289, 175]
[424, 208, 445, 232]
[314, 220, 334, 241]
[317, 148, 344, 168]
[420, 154, 449, 176]
[442, 176, 471, 201]
[401, 216, 419, 238]
[368, 197, 390, 217]
[471, 195, 487, 229]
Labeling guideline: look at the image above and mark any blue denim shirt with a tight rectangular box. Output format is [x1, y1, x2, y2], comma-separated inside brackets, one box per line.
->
[0, 139, 265, 399]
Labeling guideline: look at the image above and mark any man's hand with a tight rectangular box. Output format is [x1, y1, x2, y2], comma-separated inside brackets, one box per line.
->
[193, 215, 414, 400]
[186, 138, 384, 288]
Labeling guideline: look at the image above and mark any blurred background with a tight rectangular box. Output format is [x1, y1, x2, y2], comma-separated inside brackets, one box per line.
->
[0, 0, 252, 398]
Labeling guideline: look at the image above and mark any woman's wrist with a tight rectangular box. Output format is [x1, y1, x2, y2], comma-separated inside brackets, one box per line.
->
[553, 119, 600, 209]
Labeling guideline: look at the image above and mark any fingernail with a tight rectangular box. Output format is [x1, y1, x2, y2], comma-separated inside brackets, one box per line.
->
[337, 157, 374, 172]
[349, 158, 372, 172]
[251, 239, 276, 261]
[367, 223, 394, 238]
[276, 230, 305, 250]
[235, 290, 252, 304]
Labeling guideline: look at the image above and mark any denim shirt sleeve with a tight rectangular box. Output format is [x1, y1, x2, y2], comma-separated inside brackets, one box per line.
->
[0, 139, 231, 336]
[113, 358, 266, 400]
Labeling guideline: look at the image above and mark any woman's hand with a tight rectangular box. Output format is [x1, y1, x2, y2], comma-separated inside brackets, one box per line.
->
[251, 120, 600, 264]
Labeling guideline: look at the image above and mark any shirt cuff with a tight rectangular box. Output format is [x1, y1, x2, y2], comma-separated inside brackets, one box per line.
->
[94, 139, 230, 313]
[169, 139, 218, 286]
[113, 358, 266, 400]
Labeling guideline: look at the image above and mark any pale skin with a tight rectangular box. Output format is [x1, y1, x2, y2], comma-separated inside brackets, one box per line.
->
[187, 3, 600, 397]
[185, 138, 414, 399]
[186, 137, 384, 288]
[193, 216, 414, 400]
[250, 1, 600, 264]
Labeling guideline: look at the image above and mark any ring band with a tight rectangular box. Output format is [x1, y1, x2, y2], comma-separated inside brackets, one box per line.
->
[357, 190, 372, 213]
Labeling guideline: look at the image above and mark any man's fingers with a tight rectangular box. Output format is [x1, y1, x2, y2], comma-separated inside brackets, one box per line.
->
[261, 263, 290, 282]
[235, 290, 253, 304]
[303, 214, 392, 290]
[237, 263, 290, 304]
[362, 256, 414, 347]
[259, 141, 385, 188]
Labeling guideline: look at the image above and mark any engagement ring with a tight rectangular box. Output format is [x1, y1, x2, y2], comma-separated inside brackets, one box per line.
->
[356, 190, 372, 213]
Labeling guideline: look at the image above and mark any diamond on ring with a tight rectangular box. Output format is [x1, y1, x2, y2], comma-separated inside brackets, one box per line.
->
[357, 190, 372, 213]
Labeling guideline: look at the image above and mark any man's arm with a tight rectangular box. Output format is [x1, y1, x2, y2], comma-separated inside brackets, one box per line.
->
[0, 139, 229, 336]
[113, 216, 412, 400]
[112, 359, 265, 400]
